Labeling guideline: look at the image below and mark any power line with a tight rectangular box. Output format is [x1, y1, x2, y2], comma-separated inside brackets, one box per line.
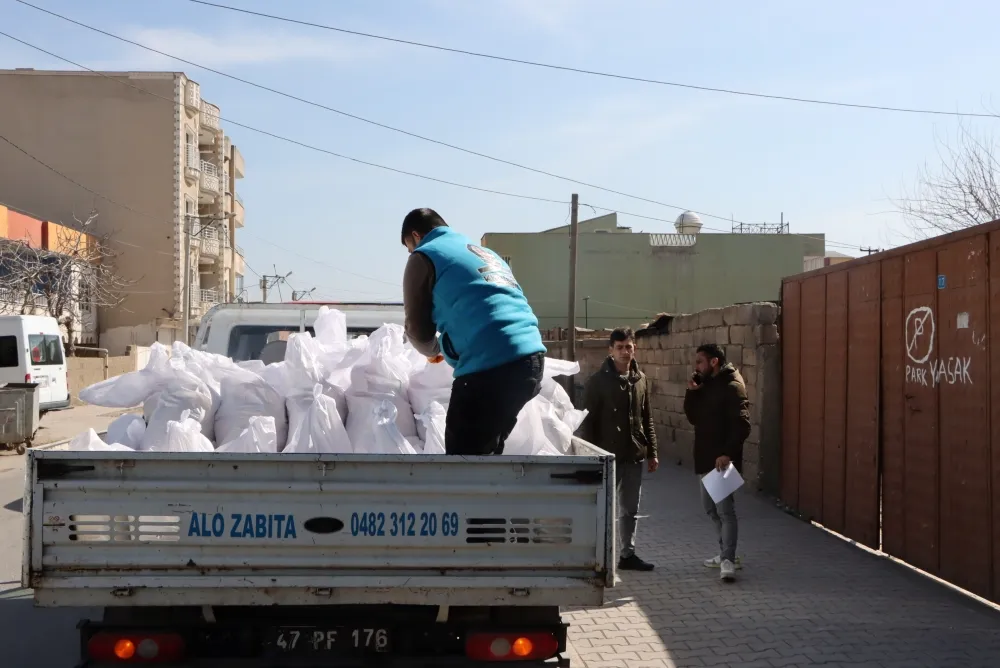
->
[186, 0, 997, 120]
[0, 132, 407, 290]
[14, 1, 779, 224]
[0, 30, 872, 254]
[0, 31, 567, 207]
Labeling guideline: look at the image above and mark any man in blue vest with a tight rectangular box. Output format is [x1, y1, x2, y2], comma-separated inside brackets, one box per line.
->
[401, 208, 547, 455]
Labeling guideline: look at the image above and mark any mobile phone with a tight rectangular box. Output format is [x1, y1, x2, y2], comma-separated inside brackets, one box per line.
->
[691, 372, 703, 385]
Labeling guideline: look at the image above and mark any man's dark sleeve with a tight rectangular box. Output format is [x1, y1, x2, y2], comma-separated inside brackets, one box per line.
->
[641, 386, 658, 459]
[577, 374, 601, 444]
[402, 252, 440, 357]
[683, 388, 701, 425]
[721, 382, 752, 459]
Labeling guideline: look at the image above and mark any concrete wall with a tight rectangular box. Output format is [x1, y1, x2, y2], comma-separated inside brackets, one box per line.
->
[0, 70, 181, 334]
[484, 226, 822, 331]
[68, 347, 147, 405]
[547, 302, 782, 494]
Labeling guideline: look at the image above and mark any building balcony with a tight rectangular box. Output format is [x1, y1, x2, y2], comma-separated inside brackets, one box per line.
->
[233, 195, 244, 228]
[199, 160, 222, 199]
[185, 81, 201, 116]
[200, 100, 221, 132]
[184, 145, 200, 185]
[200, 289, 219, 308]
[231, 143, 245, 179]
[198, 226, 220, 260]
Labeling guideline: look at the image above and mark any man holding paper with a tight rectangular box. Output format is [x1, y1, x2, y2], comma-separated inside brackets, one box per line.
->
[684, 343, 752, 582]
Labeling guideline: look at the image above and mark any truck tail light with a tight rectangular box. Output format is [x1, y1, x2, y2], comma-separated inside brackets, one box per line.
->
[465, 632, 558, 661]
[24, 374, 31, 383]
[87, 632, 185, 662]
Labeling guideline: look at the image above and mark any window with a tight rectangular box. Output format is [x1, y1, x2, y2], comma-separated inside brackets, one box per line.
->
[28, 334, 64, 366]
[227, 325, 316, 362]
[0, 336, 18, 368]
[226, 325, 376, 361]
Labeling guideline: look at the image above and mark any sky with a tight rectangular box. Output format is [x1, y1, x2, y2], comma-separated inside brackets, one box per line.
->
[3, 0, 1000, 302]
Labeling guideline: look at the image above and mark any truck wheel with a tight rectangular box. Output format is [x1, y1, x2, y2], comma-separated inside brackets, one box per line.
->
[16, 444, 26, 455]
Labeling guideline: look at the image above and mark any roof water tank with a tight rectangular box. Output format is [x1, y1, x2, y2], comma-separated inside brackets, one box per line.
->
[674, 211, 703, 235]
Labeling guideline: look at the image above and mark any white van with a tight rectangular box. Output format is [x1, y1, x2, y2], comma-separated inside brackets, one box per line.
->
[194, 302, 405, 362]
[0, 315, 70, 411]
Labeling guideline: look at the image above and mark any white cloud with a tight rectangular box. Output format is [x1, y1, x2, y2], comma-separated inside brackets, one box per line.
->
[90, 26, 384, 70]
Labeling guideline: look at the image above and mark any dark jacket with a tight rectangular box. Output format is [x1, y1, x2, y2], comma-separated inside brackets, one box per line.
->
[578, 357, 658, 462]
[683, 363, 752, 475]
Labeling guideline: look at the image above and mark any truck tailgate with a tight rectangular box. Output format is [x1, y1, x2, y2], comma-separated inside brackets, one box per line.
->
[23, 439, 615, 608]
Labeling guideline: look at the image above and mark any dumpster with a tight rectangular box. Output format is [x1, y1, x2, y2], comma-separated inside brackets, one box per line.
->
[0, 383, 40, 454]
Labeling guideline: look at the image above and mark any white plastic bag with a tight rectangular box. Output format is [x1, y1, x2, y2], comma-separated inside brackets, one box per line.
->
[539, 378, 588, 432]
[105, 414, 146, 449]
[416, 401, 447, 455]
[284, 385, 353, 454]
[347, 391, 417, 448]
[146, 411, 214, 453]
[143, 381, 215, 444]
[371, 399, 419, 455]
[78, 343, 172, 407]
[408, 361, 453, 439]
[68, 428, 134, 452]
[314, 305, 347, 347]
[216, 416, 278, 453]
[503, 397, 564, 456]
[214, 376, 289, 449]
[543, 357, 580, 379]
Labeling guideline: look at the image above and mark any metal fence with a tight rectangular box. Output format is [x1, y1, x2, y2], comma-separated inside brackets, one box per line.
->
[780, 219, 1000, 603]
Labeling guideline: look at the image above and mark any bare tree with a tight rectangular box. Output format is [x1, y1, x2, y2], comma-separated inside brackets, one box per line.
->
[896, 122, 1000, 238]
[0, 211, 132, 355]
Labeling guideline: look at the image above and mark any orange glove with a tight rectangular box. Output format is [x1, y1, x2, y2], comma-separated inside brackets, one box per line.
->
[427, 354, 445, 364]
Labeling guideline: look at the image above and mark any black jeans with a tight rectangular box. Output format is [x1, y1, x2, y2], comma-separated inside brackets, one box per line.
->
[445, 353, 545, 455]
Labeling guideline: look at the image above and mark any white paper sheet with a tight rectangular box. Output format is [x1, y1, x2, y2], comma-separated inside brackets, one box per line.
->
[701, 463, 744, 504]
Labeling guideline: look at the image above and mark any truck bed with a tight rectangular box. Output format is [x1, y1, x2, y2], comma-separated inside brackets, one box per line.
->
[23, 439, 615, 609]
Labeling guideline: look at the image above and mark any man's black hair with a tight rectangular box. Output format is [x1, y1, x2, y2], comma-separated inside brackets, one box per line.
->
[401, 208, 448, 244]
[696, 343, 726, 364]
[609, 327, 635, 346]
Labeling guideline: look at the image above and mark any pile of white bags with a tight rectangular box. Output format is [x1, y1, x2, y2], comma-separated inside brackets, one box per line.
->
[71, 307, 587, 456]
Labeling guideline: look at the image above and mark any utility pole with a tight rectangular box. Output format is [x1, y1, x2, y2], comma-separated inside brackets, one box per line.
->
[292, 288, 315, 301]
[567, 193, 579, 365]
[860, 246, 882, 255]
[259, 270, 293, 303]
[584, 296, 590, 329]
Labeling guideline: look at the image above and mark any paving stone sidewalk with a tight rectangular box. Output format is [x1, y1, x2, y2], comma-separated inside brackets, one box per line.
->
[563, 465, 1000, 668]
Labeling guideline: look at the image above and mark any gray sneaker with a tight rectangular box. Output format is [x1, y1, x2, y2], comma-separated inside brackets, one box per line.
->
[720, 559, 737, 582]
[703, 555, 742, 569]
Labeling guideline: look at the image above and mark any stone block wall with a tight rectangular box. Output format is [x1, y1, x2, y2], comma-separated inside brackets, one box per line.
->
[546, 302, 782, 493]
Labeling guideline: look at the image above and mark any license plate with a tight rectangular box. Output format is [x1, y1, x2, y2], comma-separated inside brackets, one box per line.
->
[265, 626, 391, 655]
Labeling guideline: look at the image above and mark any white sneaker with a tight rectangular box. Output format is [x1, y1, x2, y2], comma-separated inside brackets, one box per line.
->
[703, 555, 742, 569]
[720, 559, 736, 582]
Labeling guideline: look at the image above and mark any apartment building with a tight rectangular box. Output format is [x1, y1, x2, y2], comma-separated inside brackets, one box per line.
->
[0, 69, 247, 353]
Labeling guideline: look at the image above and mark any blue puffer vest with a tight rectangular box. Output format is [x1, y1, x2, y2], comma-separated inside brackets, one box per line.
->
[415, 227, 545, 377]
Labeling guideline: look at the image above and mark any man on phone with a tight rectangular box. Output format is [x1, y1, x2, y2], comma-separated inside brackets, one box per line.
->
[579, 327, 658, 571]
[401, 208, 546, 456]
[684, 343, 751, 581]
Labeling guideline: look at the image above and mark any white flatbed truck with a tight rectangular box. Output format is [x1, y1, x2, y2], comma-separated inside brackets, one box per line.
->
[22, 440, 615, 666]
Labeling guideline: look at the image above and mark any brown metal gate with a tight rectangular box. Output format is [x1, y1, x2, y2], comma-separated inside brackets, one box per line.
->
[781, 222, 1000, 603]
